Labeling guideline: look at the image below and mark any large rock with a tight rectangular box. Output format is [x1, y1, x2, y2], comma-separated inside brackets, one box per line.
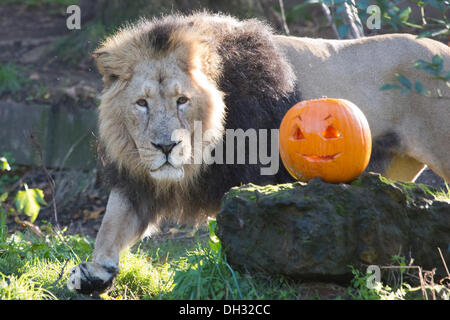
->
[216, 173, 450, 282]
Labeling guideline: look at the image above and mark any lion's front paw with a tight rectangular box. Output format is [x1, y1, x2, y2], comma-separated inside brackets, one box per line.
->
[67, 262, 118, 295]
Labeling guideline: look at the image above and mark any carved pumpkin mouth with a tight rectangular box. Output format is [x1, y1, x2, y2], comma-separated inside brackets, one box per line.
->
[297, 152, 341, 162]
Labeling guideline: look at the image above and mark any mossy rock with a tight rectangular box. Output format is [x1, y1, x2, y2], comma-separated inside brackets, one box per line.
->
[216, 172, 450, 282]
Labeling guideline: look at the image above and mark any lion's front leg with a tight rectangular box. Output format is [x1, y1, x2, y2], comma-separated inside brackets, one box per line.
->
[67, 189, 147, 295]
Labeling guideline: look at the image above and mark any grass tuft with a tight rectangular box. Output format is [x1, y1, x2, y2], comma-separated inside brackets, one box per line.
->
[0, 63, 27, 95]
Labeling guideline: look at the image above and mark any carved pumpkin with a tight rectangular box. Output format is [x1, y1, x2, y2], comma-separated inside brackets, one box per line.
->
[279, 98, 372, 183]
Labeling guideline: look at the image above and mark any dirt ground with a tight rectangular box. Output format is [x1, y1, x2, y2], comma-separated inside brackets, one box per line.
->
[0, 3, 101, 108]
[0, 2, 447, 239]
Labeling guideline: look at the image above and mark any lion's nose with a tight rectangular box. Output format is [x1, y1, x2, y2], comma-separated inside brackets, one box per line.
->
[151, 141, 179, 156]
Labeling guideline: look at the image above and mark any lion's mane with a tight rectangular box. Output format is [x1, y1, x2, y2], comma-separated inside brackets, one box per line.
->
[95, 12, 301, 230]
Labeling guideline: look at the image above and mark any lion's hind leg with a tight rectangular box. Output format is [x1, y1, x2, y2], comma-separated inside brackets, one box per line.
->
[67, 189, 149, 295]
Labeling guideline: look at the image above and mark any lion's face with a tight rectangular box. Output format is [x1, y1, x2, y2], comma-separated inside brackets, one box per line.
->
[98, 50, 226, 185]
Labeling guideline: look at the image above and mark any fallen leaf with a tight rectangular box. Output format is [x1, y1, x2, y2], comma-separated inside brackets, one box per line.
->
[29, 73, 40, 80]
[83, 208, 104, 222]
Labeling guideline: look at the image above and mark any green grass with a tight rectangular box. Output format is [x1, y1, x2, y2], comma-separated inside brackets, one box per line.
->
[0, 226, 92, 300]
[0, 63, 27, 95]
[0, 215, 304, 300]
[93, 236, 301, 300]
[434, 182, 450, 202]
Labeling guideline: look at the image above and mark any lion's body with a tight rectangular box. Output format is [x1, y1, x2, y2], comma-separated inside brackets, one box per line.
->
[68, 13, 450, 294]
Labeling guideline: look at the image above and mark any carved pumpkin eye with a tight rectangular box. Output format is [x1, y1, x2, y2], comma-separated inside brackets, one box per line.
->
[291, 116, 305, 140]
[292, 126, 305, 140]
[322, 124, 341, 139]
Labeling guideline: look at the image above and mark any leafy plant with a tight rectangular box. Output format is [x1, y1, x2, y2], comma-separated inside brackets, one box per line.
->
[0, 154, 46, 225]
[14, 184, 47, 223]
[284, 0, 449, 40]
[380, 55, 450, 98]
[0, 157, 11, 172]
[354, 0, 449, 39]
[347, 266, 413, 300]
[0, 200, 7, 243]
[0, 222, 93, 300]
[208, 218, 221, 257]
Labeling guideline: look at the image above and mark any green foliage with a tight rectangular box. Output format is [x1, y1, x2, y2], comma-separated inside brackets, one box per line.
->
[284, 1, 448, 40]
[109, 248, 174, 300]
[169, 245, 244, 300]
[0, 204, 7, 243]
[0, 157, 11, 172]
[347, 266, 382, 300]
[347, 266, 414, 300]
[14, 184, 47, 223]
[359, 0, 449, 39]
[380, 55, 449, 98]
[0, 153, 46, 223]
[414, 55, 450, 82]
[158, 223, 299, 300]
[430, 182, 450, 202]
[0, 63, 26, 95]
[208, 218, 221, 257]
[0, 272, 56, 300]
[0, 153, 19, 193]
[0, 223, 93, 299]
[0, 155, 12, 243]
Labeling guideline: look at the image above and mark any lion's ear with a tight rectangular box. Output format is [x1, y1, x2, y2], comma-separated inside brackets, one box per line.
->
[92, 50, 123, 87]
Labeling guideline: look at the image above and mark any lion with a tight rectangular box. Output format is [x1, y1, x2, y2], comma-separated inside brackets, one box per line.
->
[68, 12, 450, 294]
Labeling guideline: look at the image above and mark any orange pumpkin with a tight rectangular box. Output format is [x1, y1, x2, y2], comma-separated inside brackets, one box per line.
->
[279, 98, 372, 183]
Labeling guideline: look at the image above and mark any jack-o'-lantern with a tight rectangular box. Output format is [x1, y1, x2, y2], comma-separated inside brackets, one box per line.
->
[279, 98, 372, 183]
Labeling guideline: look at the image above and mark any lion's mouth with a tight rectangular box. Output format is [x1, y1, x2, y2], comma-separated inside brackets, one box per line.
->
[149, 162, 185, 181]
[298, 152, 341, 162]
[150, 161, 184, 171]
[150, 162, 173, 172]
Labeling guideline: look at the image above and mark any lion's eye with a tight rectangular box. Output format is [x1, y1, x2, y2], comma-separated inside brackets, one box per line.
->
[136, 99, 148, 108]
[176, 96, 189, 105]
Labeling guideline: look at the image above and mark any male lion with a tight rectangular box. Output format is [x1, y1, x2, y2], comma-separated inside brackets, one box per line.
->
[68, 12, 449, 294]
